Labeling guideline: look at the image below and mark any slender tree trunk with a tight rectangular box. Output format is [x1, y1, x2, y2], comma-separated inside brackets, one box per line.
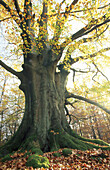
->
[93, 113, 102, 140]
[90, 116, 97, 139]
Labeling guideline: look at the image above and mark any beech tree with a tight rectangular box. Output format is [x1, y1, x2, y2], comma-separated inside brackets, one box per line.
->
[0, 0, 110, 158]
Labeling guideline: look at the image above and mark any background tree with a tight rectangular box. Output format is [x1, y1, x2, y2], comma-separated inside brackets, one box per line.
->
[0, 0, 110, 158]
[68, 68, 110, 143]
[0, 68, 24, 145]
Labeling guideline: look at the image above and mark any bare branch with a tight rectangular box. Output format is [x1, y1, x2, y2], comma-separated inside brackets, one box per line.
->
[65, 102, 93, 122]
[65, 99, 76, 109]
[92, 70, 100, 84]
[70, 67, 95, 82]
[66, 91, 110, 115]
[0, 17, 12, 22]
[0, 60, 22, 79]
[92, 61, 109, 81]
[71, 68, 95, 74]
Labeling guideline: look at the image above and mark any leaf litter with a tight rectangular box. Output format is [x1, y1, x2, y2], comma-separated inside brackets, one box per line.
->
[0, 148, 110, 169]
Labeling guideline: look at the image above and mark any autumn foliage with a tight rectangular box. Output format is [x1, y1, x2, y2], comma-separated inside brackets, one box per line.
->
[0, 147, 110, 169]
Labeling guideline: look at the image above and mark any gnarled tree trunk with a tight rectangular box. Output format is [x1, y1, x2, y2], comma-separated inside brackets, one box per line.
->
[1, 49, 110, 158]
[0, 51, 71, 153]
[0, 51, 109, 157]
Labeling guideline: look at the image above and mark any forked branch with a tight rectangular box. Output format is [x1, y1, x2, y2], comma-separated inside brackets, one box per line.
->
[92, 61, 109, 81]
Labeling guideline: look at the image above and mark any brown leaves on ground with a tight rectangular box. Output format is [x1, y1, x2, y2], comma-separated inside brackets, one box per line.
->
[0, 148, 110, 170]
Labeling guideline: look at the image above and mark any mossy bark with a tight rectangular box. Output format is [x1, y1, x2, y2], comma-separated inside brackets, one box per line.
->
[0, 52, 110, 158]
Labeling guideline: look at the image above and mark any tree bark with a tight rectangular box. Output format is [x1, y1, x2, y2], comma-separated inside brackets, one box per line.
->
[0, 52, 110, 156]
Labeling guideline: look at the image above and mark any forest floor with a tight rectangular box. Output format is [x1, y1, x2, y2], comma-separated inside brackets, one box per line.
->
[0, 147, 110, 170]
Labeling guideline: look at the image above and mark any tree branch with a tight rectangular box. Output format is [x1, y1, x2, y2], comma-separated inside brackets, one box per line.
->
[48, 3, 110, 17]
[65, 0, 79, 15]
[0, 0, 22, 28]
[66, 91, 110, 115]
[0, 76, 7, 104]
[59, 0, 66, 7]
[0, 60, 22, 79]
[70, 67, 95, 82]
[81, 19, 110, 37]
[64, 105, 72, 124]
[57, 37, 95, 65]
[37, 1, 48, 43]
[24, 0, 33, 28]
[92, 70, 100, 84]
[71, 3, 110, 13]
[61, 16, 110, 49]
[52, 0, 78, 46]
[14, 0, 23, 19]
[52, 0, 79, 46]
[92, 61, 109, 81]
[0, 17, 12, 22]
[69, 47, 110, 65]
[0, 0, 11, 12]
[65, 99, 76, 109]
[71, 67, 95, 74]
[58, 47, 110, 71]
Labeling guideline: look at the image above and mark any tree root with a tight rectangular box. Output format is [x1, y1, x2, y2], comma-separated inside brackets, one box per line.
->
[0, 130, 110, 169]
[49, 130, 110, 152]
[0, 129, 110, 159]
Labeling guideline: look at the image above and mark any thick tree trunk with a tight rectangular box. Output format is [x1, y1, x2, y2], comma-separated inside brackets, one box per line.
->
[0, 53, 70, 152]
[0, 53, 109, 157]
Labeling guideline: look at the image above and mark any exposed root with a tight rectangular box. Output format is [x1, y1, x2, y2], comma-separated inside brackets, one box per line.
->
[1, 129, 110, 159]
[49, 130, 110, 152]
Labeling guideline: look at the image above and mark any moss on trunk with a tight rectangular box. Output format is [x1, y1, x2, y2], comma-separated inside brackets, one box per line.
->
[0, 53, 110, 169]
